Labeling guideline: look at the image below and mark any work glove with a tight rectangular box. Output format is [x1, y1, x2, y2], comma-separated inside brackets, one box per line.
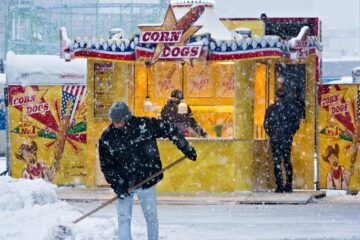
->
[114, 178, 130, 199]
[115, 187, 130, 199]
[184, 145, 197, 161]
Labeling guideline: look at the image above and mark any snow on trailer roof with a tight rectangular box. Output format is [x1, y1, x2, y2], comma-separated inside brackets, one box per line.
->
[5, 51, 87, 85]
[322, 76, 354, 85]
[171, 1, 232, 40]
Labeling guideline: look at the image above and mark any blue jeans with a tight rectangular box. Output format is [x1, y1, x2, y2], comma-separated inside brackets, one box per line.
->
[117, 186, 158, 240]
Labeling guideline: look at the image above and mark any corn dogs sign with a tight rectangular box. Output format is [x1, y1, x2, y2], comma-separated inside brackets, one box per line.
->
[8, 85, 88, 186]
[138, 5, 204, 64]
[318, 85, 360, 190]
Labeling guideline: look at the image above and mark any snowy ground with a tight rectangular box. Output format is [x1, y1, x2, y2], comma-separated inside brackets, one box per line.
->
[1, 158, 360, 240]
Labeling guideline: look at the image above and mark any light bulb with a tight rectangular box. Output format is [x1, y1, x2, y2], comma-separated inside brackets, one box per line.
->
[178, 100, 188, 114]
[144, 97, 153, 112]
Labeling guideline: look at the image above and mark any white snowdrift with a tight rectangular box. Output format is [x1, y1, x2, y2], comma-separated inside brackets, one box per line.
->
[0, 176, 116, 240]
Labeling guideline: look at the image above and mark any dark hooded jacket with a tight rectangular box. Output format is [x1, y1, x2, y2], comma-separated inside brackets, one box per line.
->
[264, 95, 301, 142]
[161, 98, 207, 137]
[99, 116, 194, 198]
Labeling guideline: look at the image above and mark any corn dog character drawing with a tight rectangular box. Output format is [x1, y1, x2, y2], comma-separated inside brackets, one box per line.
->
[15, 141, 58, 182]
[323, 144, 352, 190]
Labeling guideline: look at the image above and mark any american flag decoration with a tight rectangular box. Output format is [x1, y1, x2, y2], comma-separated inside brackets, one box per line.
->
[61, 85, 87, 122]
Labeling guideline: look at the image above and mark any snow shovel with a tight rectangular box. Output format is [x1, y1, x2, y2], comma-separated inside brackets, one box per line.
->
[76, 155, 187, 223]
[53, 155, 188, 239]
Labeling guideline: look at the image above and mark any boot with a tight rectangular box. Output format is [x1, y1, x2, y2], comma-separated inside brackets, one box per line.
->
[275, 186, 284, 193]
[284, 182, 292, 193]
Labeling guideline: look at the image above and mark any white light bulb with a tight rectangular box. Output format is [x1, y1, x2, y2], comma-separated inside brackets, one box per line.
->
[178, 100, 188, 114]
[144, 97, 153, 112]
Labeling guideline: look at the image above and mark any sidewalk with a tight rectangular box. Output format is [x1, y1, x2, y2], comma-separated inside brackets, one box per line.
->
[56, 187, 325, 205]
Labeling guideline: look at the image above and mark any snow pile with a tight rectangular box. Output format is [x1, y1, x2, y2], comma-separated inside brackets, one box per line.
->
[0, 176, 116, 240]
[322, 190, 360, 204]
[0, 177, 57, 211]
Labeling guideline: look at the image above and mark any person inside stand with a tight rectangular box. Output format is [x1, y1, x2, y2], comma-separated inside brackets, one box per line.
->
[99, 101, 197, 240]
[264, 87, 301, 193]
[161, 89, 208, 138]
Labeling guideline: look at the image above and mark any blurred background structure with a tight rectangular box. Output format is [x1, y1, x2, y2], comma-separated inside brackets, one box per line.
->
[0, 0, 168, 58]
[1, 0, 360, 79]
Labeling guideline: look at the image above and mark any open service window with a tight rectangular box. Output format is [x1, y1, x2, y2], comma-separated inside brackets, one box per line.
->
[254, 63, 271, 139]
[275, 64, 306, 119]
[136, 61, 235, 138]
[182, 61, 235, 138]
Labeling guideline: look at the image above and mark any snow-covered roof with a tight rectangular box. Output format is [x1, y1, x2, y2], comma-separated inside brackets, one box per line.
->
[171, 2, 232, 40]
[5, 51, 87, 85]
[322, 76, 353, 85]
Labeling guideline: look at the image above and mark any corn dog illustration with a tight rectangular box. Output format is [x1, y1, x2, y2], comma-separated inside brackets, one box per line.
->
[54, 99, 72, 161]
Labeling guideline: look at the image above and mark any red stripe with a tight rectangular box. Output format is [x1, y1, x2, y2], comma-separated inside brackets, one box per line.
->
[55, 99, 61, 124]
[74, 86, 79, 96]
[74, 51, 135, 61]
[70, 85, 76, 95]
[45, 141, 56, 148]
[209, 50, 282, 60]
[171, 4, 214, 8]
[136, 49, 153, 58]
[66, 138, 79, 151]
[74, 48, 317, 61]
[68, 134, 87, 144]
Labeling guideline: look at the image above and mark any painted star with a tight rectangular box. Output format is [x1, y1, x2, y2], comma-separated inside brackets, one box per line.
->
[138, 5, 204, 65]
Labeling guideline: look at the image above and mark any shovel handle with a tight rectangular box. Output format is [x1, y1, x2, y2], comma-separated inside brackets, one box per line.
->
[72, 155, 188, 224]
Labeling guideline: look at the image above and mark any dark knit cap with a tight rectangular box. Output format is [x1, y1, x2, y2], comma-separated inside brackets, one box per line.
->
[171, 89, 184, 100]
[109, 101, 132, 122]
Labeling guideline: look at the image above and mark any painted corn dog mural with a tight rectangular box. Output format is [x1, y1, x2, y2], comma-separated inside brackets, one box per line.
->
[318, 84, 360, 190]
[8, 85, 87, 185]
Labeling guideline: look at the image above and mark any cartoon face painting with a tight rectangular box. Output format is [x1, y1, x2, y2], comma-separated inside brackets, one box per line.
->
[322, 144, 352, 190]
[15, 141, 57, 182]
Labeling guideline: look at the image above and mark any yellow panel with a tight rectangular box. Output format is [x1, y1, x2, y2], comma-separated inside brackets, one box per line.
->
[318, 84, 360, 190]
[290, 54, 316, 190]
[254, 63, 267, 139]
[9, 85, 88, 186]
[235, 60, 254, 139]
[157, 139, 256, 192]
[221, 19, 265, 37]
[87, 59, 131, 187]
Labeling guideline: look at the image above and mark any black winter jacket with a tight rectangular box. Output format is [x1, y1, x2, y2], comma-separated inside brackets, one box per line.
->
[161, 98, 207, 137]
[99, 116, 193, 198]
[264, 97, 301, 142]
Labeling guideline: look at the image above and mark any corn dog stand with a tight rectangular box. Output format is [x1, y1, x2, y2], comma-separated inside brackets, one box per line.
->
[6, 52, 88, 185]
[60, 0, 322, 192]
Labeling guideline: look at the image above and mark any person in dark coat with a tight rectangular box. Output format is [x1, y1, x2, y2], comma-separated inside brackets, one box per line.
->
[264, 88, 301, 193]
[99, 101, 197, 240]
[161, 89, 208, 138]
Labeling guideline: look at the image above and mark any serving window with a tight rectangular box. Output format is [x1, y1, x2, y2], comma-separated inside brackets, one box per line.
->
[134, 61, 235, 138]
[254, 63, 271, 139]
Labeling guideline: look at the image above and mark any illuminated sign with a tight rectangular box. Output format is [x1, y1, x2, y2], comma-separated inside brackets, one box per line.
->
[138, 5, 205, 63]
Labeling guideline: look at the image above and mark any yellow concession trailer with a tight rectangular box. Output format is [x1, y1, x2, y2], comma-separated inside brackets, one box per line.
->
[59, 1, 322, 192]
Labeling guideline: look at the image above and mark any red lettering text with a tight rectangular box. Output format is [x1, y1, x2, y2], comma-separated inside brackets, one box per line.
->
[140, 31, 183, 44]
